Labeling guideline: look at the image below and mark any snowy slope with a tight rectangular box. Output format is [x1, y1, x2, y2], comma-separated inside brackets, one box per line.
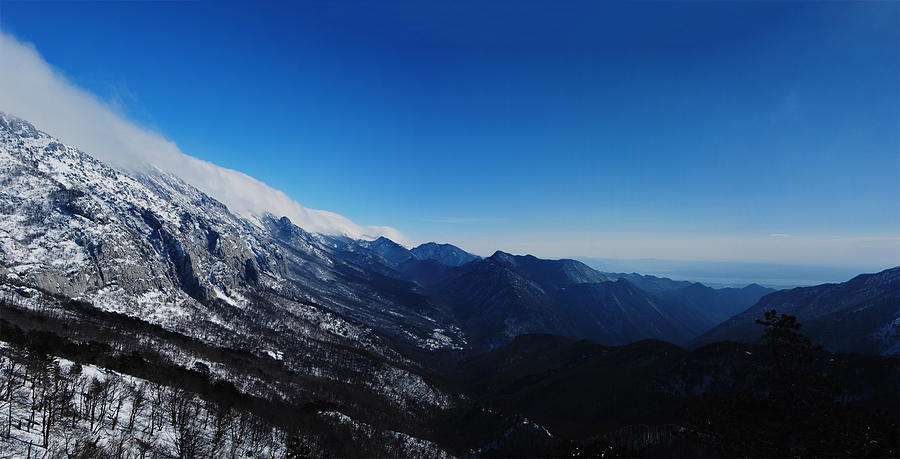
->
[0, 343, 451, 458]
[0, 113, 463, 435]
[0, 111, 463, 351]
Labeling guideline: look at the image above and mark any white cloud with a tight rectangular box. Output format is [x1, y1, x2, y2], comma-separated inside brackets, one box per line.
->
[0, 29, 408, 245]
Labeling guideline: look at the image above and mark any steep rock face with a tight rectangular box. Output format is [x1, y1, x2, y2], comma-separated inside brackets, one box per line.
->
[0, 113, 273, 325]
[0, 111, 467, 351]
[411, 242, 480, 267]
[0, 112, 458, 417]
[692, 267, 900, 355]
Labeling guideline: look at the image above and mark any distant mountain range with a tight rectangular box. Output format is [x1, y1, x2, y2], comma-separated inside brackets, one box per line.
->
[3, 111, 896, 357]
[1, 111, 897, 456]
[614, 273, 775, 327]
[424, 253, 702, 348]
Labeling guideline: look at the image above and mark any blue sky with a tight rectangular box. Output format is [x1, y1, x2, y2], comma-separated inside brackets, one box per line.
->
[0, 1, 897, 267]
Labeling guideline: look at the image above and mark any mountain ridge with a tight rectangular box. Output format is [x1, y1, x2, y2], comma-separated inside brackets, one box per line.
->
[411, 242, 480, 267]
[692, 266, 900, 355]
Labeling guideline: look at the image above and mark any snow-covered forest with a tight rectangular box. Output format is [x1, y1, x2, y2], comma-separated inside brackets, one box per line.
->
[0, 346, 288, 458]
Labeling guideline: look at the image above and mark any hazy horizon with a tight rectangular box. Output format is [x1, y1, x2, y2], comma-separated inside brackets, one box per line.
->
[573, 257, 894, 288]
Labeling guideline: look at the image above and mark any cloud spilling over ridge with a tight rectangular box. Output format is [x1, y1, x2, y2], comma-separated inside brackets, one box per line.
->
[0, 30, 408, 244]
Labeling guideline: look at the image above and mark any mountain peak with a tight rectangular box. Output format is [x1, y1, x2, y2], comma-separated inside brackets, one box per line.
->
[0, 111, 43, 139]
[410, 242, 480, 267]
[365, 236, 414, 265]
[371, 235, 404, 247]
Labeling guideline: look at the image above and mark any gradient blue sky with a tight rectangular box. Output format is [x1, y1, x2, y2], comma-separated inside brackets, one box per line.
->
[1, 1, 897, 266]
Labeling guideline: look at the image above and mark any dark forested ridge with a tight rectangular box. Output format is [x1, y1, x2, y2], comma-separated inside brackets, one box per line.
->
[451, 316, 898, 457]
[693, 267, 900, 355]
[1, 113, 898, 457]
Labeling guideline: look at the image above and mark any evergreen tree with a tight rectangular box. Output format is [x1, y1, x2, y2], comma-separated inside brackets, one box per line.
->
[686, 310, 898, 457]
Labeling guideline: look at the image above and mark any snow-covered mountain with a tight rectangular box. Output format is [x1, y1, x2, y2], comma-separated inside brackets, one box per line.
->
[2, 112, 897, 457]
[0, 112, 461, 425]
[0, 112, 784, 355]
[2, 112, 267, 321]
[5, 110, 851, 356]
[1, 111, 462, 345]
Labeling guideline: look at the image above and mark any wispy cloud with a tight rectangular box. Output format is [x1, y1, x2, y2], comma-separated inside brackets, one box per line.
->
[0, 30, 408, 245]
